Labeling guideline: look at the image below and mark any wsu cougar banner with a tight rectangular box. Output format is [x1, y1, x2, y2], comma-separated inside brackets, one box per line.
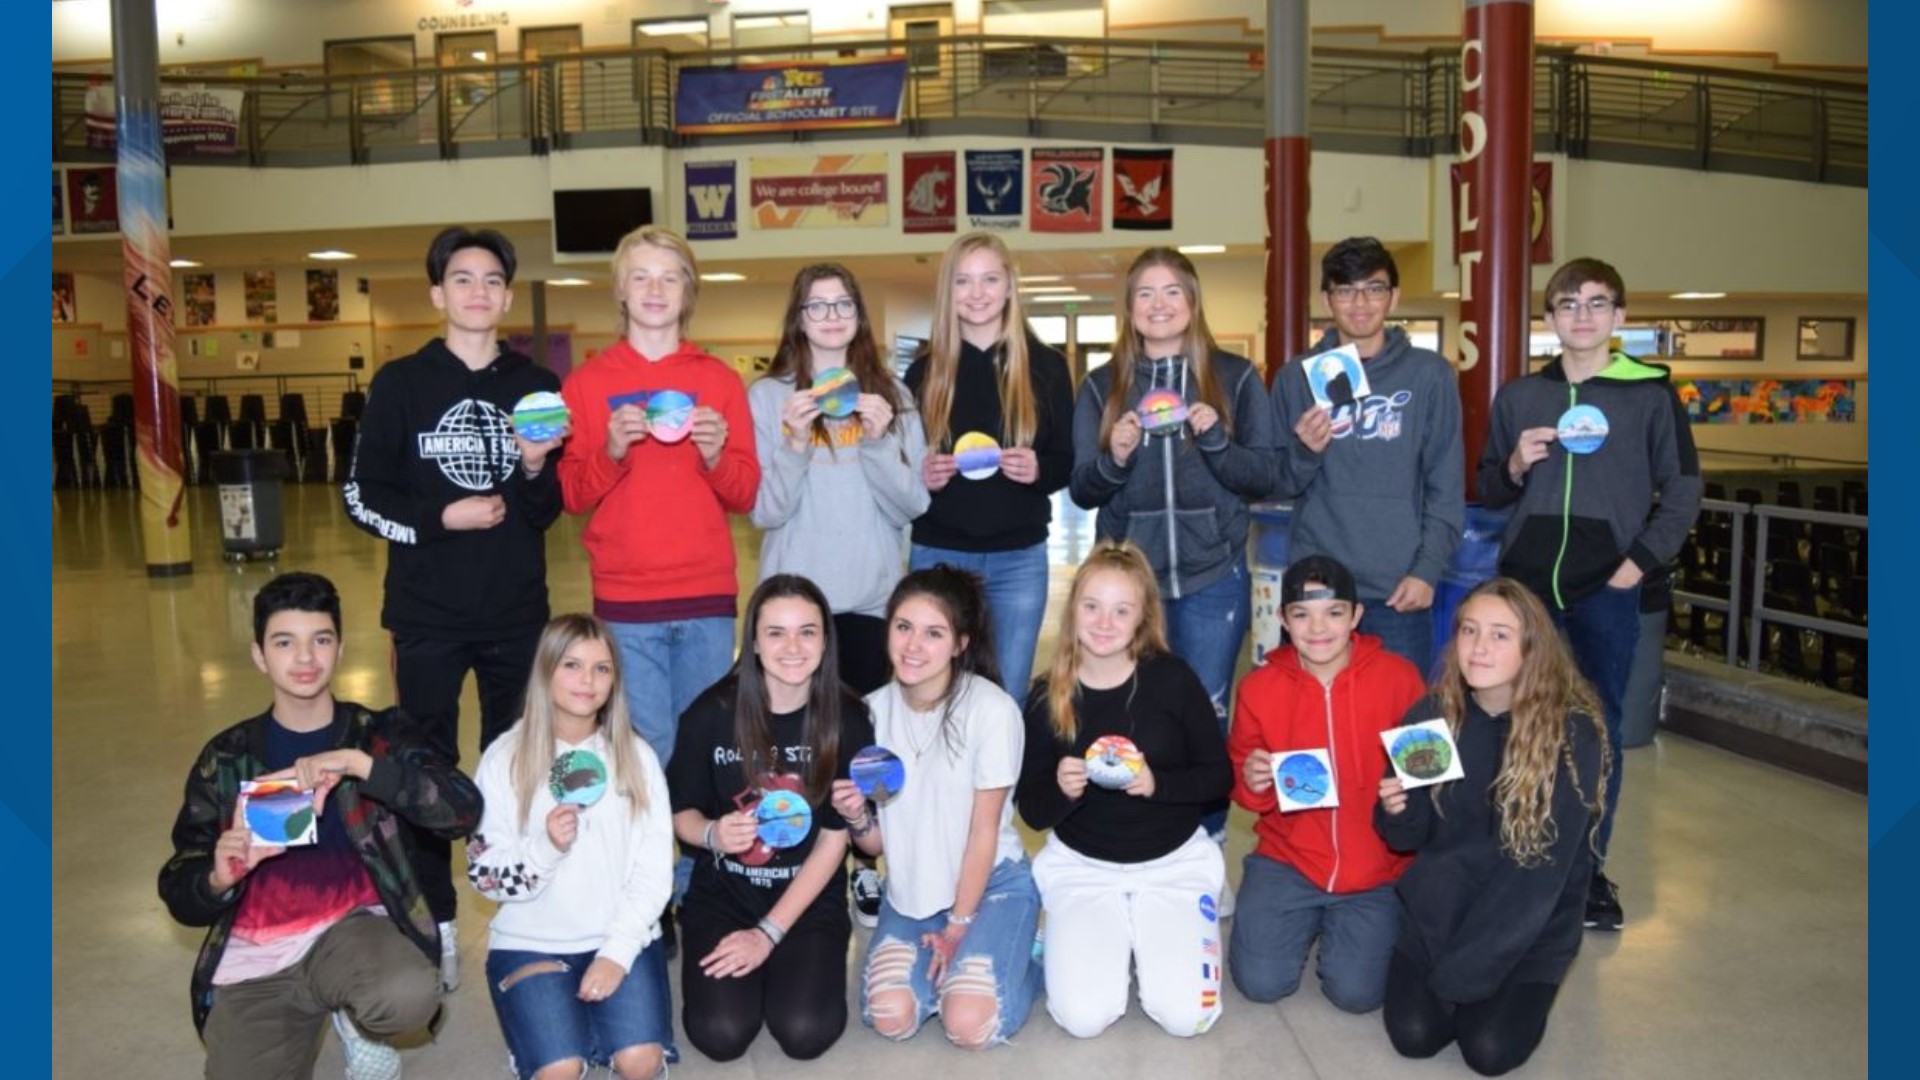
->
[1112, 147, 1174, 230]
[750, 155, 890, 230]
[1029, 148, 1104, 233]
[902, 151, 957, 234]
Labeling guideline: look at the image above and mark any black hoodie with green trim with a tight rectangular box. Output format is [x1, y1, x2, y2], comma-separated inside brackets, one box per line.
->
[1476, 352, 1702, 609]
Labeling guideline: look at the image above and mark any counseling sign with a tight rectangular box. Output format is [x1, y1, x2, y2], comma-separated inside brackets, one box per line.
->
[675, 58, 907, 135]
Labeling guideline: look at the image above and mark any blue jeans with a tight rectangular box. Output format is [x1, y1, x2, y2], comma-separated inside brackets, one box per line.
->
[485, 944, 677, 1080]
[1167, 558, 1250, 838]
[1228, 853, 1401, 1013]
[861, 858, 1042, 1046]
[910, 542, 1050, 700]
[609, 615, 735, 898]
[1358, 601, 1437, 681]
[1552, 582, 1640, 863]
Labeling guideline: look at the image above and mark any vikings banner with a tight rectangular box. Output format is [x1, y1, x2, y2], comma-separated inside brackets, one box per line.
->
[1029, 148, 1103, 234]
[1112, 147, 1174, 230]
[750, 155, 890, 230]
[86, 83, 244, 156]
[676, 59, 907, 135]
[902, 151, 957, 234]
[965, 150, 1023, 231]
[684, 161, 738, 240]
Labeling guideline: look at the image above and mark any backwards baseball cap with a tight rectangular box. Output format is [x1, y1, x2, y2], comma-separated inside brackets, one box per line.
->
[1281, 555, 1358, 607]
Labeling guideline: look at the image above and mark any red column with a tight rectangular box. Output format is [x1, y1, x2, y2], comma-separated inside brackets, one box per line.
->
[1264, 0, 1311, 384]
[1455, 0, 1534, 500]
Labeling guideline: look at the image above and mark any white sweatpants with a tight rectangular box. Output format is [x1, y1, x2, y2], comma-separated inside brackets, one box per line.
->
[1030, 827, 1227, 1038]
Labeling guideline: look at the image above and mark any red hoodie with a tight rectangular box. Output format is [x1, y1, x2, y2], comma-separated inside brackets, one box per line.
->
[1229, 633, 1426, 894]
[557, 339, 760, 606]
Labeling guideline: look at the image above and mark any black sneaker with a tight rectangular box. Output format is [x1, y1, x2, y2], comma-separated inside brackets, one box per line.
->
[852, 866, 882, 928]
[1584, 870, 1625, 931]
[660, 905, 679, 961]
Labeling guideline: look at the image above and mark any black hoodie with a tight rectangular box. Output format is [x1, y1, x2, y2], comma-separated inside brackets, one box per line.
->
[341, 339, 563, 639]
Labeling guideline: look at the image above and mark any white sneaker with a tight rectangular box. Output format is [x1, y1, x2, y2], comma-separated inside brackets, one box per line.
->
[437, 920, 459, 991]
[331, 1009, 402, 1080]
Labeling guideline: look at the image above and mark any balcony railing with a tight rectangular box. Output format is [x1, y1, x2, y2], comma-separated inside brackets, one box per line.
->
[53, 38, 1866, 186]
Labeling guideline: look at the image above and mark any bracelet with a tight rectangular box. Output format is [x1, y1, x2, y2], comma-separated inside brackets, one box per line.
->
[946, 910, 976, 927]
[847, 810, 876, 839]
[702, 820, 717, 853]
[757, 917, 787, 946]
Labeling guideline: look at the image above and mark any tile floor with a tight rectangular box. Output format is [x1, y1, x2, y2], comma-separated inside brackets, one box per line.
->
[51, 484, 1867, 1078]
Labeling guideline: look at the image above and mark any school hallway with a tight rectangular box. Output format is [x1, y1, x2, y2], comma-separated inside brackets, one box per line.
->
[51, 483, 1867, 1078]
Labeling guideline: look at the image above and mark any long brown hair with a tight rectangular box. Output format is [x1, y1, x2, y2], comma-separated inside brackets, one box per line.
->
[920, 232, 1038, 451]
[510, 615, 650, 828]
[1431, 578, 1609, 867]
[767, 263, 908, 448]
[1044, 541, 1169, 744]
[730, 574, 846, 804]
[1099, 247, 1230, 449]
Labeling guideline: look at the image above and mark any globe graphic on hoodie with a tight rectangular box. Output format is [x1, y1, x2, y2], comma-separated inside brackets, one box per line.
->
[418, 398, 518, 492]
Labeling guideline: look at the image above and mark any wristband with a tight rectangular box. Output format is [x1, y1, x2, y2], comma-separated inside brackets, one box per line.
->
[702, 820, 717, 853]
[847, 811, 877, 839]
[946, 910, 976, 927]
[757, 917, 787, 946]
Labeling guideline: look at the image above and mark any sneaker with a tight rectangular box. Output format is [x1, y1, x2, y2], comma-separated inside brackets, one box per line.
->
[852, 866, 882, 928]
[436, 920, 459, 991]
[1584, 870, 1625, 931]
[331, 1009, 402, 1080]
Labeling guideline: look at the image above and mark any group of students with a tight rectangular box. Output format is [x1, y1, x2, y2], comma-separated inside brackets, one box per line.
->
[162, 219, 1699, 1080]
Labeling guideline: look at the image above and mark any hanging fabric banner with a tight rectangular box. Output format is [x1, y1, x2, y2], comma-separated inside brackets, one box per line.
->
[1112, 147, 1174, 230]
[684, 161, 738, 240]
[964, 149, 1023, 231]
[902, 151, 957, 234]
[1029, 147, 1104, 234]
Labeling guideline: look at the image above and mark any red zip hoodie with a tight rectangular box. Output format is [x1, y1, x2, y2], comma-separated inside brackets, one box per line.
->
[1229, 633, 1426, 893]
[557, 338, 760, 605]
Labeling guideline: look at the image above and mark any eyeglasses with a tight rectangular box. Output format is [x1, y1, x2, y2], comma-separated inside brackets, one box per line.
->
[802, 298, 858, 322]
[1328, 282, 1393, 304]
[1550, 296, 1618, 318]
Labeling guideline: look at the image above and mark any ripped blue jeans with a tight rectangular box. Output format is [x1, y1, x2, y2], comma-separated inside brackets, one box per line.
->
[860, 858, 1041, 1047]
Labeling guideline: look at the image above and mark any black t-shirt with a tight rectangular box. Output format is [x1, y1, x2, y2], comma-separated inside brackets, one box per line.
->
[1016, 653, 1233, 863]
[667, 679, 875, 929]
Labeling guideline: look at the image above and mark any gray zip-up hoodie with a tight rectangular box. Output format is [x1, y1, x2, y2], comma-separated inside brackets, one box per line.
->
[1071, 351, 1279, 599]
[749, 374, 930, 617]
[1272, 327, 1465, 602]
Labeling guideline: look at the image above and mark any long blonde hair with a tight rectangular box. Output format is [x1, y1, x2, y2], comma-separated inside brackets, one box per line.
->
[1044, 541, 1169, 743]
[1432, 578, 1608, 867]
[1099, 247, 1230, 449]
[510, 614, 651, 828]
[609, 225, 699, 336]
[920, 231, 1038, 450]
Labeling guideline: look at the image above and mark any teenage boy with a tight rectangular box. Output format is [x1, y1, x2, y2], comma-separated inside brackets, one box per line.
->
[1272, 237, 1464, 674]
[340, 226, 565, 986]
[158, 572, 483, 1080]
[1226, 555, 1427, 1013]
[1477, 256, 1702, 932]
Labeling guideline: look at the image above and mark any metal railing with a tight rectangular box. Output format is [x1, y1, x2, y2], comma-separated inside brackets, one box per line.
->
[53, 374, 364, 428]
[52, 39, 1866, 185]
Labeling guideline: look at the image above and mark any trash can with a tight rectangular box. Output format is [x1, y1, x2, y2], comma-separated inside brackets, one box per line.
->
[1247, 502, 1293, 666]
[212, 449, 285, 561]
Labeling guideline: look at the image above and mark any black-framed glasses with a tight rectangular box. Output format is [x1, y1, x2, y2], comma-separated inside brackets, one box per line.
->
[1328, 282, 1393, 304]
[802, 298, 858, 322]
[1550, 296, 1618, 318]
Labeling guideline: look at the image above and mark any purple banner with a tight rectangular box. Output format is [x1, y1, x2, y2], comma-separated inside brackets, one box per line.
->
[684, 161, 738, 240]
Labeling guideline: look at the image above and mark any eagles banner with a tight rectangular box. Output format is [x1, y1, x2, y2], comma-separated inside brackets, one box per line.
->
[902, 151, 957, 234]
[1029, 148, 1103, 233]
[1112, 147, 1174, 230]
[964, 149, 1023, 231]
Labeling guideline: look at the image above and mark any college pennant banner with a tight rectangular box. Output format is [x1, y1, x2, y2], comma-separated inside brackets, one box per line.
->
[1029, 147, 1104, 234]
[749, 155, 890, 230]
[901, 151, 957, 234]
[684, 161, 738, 240]
[1112, 147, 1174, 230]
[964, 150, 1024, 231]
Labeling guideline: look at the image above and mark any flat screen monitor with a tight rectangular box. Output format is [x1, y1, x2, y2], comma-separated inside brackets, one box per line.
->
[553, 188, 654, 255]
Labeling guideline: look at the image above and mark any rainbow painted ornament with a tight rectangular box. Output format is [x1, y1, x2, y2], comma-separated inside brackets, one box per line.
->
[646, 390, 697, 443]
[1137, 389, 1189, 433]
[512, 391, 570, 441]
[1085, 735, 1146, 789]
[808, 367, 860, 419]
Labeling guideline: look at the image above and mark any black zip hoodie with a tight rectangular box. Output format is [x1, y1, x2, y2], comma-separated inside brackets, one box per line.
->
[341, 339, 563, 639]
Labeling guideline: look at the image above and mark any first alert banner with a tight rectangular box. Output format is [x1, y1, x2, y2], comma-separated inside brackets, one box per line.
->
[750, 155, 891, 230]
[675, 58, 907, 135]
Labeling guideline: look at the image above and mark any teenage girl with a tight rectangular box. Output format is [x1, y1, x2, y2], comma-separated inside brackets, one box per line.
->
[467, 615, 676, 1080]
[830, 565, 1041, 1049]
[1375, 577, 1609, 1076]
[906, 232, 1076, 698]
[665, 575, 874, 1062]
[1016, 541, 1233, 1038]
[749, 263, 927, 695]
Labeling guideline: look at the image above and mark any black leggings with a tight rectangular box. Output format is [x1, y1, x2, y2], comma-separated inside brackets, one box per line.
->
[1383, 949, 1561, 1077]
[678, 907, 851, 1062]
[834, 612, 891, 696]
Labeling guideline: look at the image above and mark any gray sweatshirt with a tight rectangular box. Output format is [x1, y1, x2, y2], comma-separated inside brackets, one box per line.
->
[749, 374, 930, 617]
[1271, 327, 1466, 601]
[1070, 351, 1280, 599]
